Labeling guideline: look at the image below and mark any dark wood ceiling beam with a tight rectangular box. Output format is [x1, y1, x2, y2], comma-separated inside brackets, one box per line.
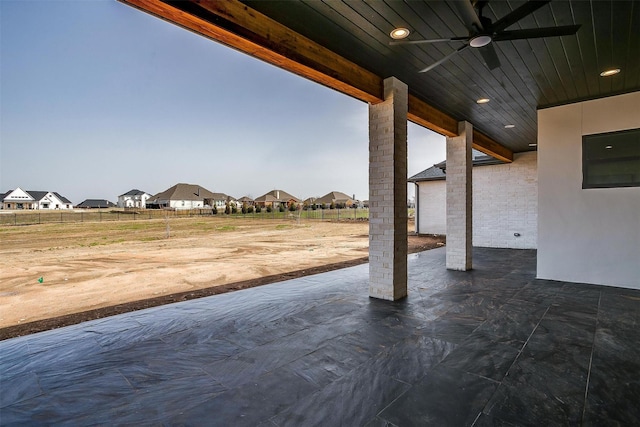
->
[472, 131, 514, 163]
[408, 95, 458, 137]
[119, 0, 513, 162]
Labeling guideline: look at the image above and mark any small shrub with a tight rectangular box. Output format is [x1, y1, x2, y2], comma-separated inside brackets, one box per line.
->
[247, 206, 254, 213]
[212, 206, 218, 215]
[255, 205, 262, 213]
[278, 204, 285, 212]
[231, 206, 238, 214]
[266, 205, 272, 213]
[288, 202, 297, 212]
[224, 204, 231, 215]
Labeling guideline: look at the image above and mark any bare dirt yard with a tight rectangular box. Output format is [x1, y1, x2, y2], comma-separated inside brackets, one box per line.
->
[0, 217, 444, 339]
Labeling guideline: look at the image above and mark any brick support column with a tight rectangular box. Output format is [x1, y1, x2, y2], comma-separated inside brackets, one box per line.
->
[446, 121, 473, 270]
[368, 77, 408, 300]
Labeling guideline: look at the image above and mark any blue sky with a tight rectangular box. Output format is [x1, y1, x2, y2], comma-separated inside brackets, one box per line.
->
[1, 0, 445, 204]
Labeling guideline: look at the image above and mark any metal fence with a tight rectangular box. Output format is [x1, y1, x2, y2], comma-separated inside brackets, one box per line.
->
[0, 208, 370, 226]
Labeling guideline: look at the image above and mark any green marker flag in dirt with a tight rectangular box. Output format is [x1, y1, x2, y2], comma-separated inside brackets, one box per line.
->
[38, 277, 44, 283]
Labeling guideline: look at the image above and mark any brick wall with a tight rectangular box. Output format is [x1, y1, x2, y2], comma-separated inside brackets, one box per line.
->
[445, 122, 473, 270]
[368, 77, 408, 300]
[416, 151, 537, 249]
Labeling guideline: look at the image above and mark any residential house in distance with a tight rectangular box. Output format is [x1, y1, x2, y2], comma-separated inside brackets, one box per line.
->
[302, 197, 317, 208]
[408, 151, 537, 249]
[213, 193, 237, 210]
[1, 188, 73, 210]
[315, 191, 357, 208]
[117, 189, 152, 209]
[146, 183, 223, 210]
[236, 196, 254, 207]
[254, 189, 300, 208]
[76, 199, 117, 209]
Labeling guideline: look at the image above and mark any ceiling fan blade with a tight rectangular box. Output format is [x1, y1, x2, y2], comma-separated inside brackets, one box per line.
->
[390, 36, 468, 46]
[478, 43, 500, 70]
[419, 44, 469, 73]
[493, 25, 581, 41]
[453, 0, 483, 32]
[492, 0, 551, 33]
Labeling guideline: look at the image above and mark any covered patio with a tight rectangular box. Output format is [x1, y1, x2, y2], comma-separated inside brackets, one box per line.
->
[2, 247, 638, 425]
[2, 1, 637, 425]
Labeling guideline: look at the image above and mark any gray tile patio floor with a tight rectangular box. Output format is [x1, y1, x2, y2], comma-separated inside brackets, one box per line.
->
[1, 247, 639, 426]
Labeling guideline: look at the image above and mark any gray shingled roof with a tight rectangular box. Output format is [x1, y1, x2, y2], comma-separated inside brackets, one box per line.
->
[24, 191, 73, 204]
[211, 193, 232, 201]
[147, 183, 218, 203]
[255, 189, 300, 203]
[315, 191, 355, 205]
[409, 152, 506, 183]
[53, 192, 72, 204]
[407, 166, 446, 182]
[77, 199, 116, 208]
[120, 189, 149, 197]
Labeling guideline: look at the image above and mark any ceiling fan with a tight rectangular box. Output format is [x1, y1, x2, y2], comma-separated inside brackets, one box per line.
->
[390, 0, 581, 73]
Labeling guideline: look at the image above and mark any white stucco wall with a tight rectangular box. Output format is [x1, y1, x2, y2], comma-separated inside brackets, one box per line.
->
[415, 180, 447, 235]
[537, 91, 640, 289]
[169, 200, 204, 210]
[119, 194, 151, 208]
[415, 151, 537, 249]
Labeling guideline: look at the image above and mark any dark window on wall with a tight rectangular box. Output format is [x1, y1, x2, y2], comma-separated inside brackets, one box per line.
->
[583, 128, 640, 189]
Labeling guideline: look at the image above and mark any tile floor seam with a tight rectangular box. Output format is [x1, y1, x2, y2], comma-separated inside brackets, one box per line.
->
[470, 410, 483, 426]
[477, 304, 552, 420]
[503, 304, 551, 379]
[580, 290, 601, 426]
[374, 380, 413, 423]
[465, 371, 501, 385]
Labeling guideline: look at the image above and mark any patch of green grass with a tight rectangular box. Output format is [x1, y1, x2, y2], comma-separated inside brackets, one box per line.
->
[216, 225, 236, 232]
[275, 224, 292, 230]
[88, 238, 126, 247]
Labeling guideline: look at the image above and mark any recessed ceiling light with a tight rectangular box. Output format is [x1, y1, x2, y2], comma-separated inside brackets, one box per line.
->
[476, 98, 490, 104]
[390, 28, 410, 40]
[600, 68, 621, 77]
[504, 124, 515, 129]
[605, 145, 613, 149]
[529, 143, 538, 147]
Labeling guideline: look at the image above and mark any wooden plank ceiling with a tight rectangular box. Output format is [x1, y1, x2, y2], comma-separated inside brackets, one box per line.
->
[121, 0, 639, 158]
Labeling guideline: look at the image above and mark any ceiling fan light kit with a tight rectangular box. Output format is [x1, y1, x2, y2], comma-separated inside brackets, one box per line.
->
[470, 35, 492, 48]
[390, 0, 581, 72]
